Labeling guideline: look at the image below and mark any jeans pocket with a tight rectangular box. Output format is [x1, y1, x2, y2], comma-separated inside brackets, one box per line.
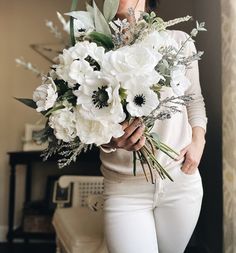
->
[178, 168, 200, 178]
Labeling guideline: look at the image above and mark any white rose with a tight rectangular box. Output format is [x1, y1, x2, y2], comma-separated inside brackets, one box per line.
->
[73, 72, 126, 123]
[170, 65, 191, 96]
[102, 44, 162, 82]
[33, 77, 58, 112]
[74, 109, 124, 146]
[49, 108, 76, 142]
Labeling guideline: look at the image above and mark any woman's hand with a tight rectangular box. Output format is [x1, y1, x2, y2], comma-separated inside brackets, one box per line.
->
[102, 118, 146, 152]
[176, 127, 206, 174]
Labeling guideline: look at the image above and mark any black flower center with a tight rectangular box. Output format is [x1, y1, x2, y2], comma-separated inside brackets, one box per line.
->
[92, 86, 109, 109]
[133, 94, 146, 107]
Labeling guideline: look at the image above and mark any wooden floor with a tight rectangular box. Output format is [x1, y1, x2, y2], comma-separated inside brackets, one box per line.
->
[0, 243, 208, 253]
[0, 243, 56, 253]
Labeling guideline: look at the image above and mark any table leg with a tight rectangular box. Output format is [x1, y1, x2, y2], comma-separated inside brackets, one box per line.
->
[7, 164, 16, 243]
[25, 163, 32, 203]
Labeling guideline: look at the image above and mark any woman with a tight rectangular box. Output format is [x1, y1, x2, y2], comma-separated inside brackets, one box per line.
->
[100, 0, 207, 252]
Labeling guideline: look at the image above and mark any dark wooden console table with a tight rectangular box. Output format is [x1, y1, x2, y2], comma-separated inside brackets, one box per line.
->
[7, 149, 101, 243]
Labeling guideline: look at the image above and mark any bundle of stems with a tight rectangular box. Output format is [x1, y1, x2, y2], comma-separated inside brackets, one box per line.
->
[133, 128, 179, 183]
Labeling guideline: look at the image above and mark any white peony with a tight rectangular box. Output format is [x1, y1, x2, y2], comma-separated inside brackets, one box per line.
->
[125, 78, 159, 117]
[55, 47, 76, 87]
[33, 77, 58, 112]
[102, 44, 162, 82]
[73, 72, 125, 123]
[49, 108, 77, 143]
[141, 30, 178, 52]
[71, 41, 105, 64]
[74, 108, 124, 146]
[170, 65, 191, 96]
[55, 41, 105, 88]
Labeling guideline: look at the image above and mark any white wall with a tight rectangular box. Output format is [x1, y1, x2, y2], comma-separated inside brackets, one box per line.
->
[0, 0, 83, 241]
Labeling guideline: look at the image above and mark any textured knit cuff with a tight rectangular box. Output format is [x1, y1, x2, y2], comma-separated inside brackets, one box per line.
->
[100, 145, 117, 153]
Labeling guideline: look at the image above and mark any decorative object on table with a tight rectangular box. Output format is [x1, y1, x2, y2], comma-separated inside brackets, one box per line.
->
[53, 180, 72, 208]
[16, 0, 206, 183]
[22, 124, 48, 151]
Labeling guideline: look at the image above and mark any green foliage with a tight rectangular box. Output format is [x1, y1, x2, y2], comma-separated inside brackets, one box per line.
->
[70, 0, 79, 46]
[87, 31, 114, 50]
[32, 124, 51, 143]
[44, 105, 65, 117]
[93, 0, 112, 37]
[15, 98, 37, 109]
[119, 87, 127, 103]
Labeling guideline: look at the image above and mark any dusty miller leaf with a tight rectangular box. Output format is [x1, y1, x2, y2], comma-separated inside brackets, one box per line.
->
[65, 11, 95, 29]
[93, 0, 111, 37]
[103, 0, 119, 22]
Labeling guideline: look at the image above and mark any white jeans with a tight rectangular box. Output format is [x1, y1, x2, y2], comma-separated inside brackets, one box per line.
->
[103, 165, 203, 253]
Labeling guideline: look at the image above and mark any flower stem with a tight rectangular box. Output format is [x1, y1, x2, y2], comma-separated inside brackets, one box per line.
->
[70, 0, 79, 46]
[133, 151, 137, 176]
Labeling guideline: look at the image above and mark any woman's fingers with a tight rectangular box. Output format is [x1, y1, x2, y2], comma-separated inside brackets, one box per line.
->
[181, 152, 198, 174]
[133, 136, 146, 151]
[126, 125, 145, 150]
[123, 118, 143, 138]
[110, 118, 146, 151]
[116, 118, 142, 147]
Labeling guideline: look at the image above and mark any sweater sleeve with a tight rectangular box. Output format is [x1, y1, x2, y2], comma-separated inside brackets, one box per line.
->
[184, 34, 208, 132]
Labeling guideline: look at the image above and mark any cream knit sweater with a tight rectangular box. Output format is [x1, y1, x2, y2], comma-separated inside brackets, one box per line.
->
[100, 30, 208, 181]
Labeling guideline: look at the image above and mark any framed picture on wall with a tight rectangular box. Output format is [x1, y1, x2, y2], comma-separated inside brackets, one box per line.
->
[22, 124, 48, 151]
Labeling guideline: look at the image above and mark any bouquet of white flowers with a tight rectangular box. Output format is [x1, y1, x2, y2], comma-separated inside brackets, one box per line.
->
[17, 0, 206, 183]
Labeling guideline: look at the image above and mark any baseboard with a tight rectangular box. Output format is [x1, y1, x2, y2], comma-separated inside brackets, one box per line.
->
[0, 226, 7, 242]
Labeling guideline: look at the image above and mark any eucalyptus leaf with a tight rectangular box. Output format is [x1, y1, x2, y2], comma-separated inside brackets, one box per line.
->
[93, 0, 111, 37]
[32, 126, 48, 141]
[44, 105, 65, 117]
[87, 31, 114, 50]
[150, 132, 161, 149]
[15, 97, 37, 109]
[103, 0, 119, 22]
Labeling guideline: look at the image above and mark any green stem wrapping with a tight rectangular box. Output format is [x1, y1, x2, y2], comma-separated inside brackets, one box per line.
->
[133, 151, 137, 176]
[139, 149, 155, 183]
[70, 0, 79, 46]
[142, 145, 174, 182]
[136, 151, 149, 182]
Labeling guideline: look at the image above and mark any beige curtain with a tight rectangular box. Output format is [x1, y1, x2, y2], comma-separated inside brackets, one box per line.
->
[222, 0, 236, 252]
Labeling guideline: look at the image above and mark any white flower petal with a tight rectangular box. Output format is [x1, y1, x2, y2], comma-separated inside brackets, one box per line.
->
[125, 79, 159, 117]
[33, 77, 58, 112]
[74, 72, 126, 123]
[49, 108, 76, 142]
[74, 109, 124, 146]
